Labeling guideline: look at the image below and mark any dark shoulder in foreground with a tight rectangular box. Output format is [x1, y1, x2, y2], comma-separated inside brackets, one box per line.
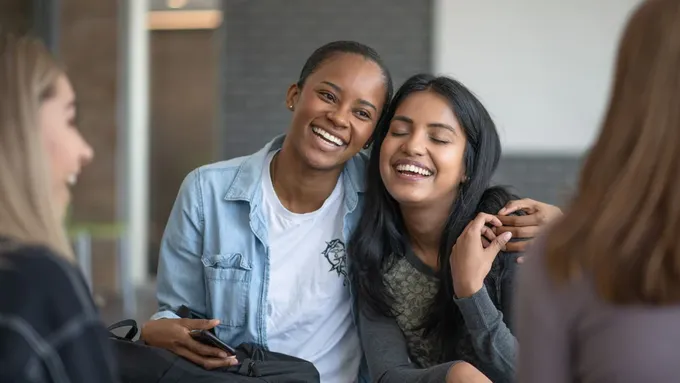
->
[0, 239, 119, 383]
[0, 240, 96, 323]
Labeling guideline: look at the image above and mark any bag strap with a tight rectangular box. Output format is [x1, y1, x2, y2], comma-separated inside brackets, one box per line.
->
[107, 319, 138, 340]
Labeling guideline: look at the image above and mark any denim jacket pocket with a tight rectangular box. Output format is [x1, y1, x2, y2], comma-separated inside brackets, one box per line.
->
[201, 253, 252, 328]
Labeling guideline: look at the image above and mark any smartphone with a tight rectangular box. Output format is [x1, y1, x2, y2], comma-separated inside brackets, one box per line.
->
[189, 329, 237, 355]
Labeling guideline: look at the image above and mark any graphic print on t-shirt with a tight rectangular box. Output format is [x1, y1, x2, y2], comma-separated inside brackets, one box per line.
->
[261, 150, 361, 383]
[322, 238, 348, 284]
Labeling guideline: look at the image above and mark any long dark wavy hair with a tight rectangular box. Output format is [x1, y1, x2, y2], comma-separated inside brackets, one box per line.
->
[349, 74, 517, 361]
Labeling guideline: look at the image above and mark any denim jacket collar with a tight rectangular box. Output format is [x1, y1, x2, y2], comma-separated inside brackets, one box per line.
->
[223, 134, 366, 205]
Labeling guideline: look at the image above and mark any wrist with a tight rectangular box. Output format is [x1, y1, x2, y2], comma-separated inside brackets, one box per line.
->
[453, 280, 483, 299]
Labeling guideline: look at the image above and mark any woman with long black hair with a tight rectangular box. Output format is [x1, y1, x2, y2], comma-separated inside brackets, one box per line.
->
[350, 74, 560, 383]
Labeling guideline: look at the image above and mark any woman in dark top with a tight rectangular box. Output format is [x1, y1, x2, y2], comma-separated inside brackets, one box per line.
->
[517, 1, 680, 382]
[350, 74, 561, 383]
[0, 35, 117, 382]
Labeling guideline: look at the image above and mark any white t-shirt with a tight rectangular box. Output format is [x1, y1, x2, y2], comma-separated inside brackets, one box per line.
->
[261, 151, 360, 383]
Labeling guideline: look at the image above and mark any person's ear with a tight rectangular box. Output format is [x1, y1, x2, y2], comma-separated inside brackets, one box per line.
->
[286, 83, 300, 111]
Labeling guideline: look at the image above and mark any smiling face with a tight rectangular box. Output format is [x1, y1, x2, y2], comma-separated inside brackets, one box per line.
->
[40, 75, 94, 218]
[380, 90, 467, 206]
[285, 53, 387, 171]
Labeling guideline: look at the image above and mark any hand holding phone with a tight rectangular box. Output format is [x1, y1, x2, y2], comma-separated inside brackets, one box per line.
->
[189, 329, 237, 356]
[140, 318, 238, 370]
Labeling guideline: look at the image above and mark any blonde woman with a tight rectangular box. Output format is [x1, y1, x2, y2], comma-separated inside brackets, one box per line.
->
[517, 0, 680, 382]
[0, 35, 118, 382]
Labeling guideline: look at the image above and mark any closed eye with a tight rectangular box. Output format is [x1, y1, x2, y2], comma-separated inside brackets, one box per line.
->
[388, 124, 409, 137]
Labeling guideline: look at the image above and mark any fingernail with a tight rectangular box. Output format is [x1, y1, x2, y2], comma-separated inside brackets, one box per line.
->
[219, 352, 228, 358]
[498, 208, 507, 214]
[503, 232, 512, 240]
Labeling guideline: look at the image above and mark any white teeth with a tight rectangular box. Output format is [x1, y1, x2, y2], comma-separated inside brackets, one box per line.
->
[395, 164, 433, 176]
[67, 174, 78, 186]
[312, 127, 344, 146]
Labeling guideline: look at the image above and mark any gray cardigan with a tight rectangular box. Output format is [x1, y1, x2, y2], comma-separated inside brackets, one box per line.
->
[358, 250, 518, 383]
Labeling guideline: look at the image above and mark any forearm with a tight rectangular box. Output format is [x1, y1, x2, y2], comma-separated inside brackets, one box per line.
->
[454, 285, 517, 380]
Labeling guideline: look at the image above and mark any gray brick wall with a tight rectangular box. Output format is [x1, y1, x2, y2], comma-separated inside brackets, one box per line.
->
[219, 0, 433, 159]
[493, 156, 583, 207]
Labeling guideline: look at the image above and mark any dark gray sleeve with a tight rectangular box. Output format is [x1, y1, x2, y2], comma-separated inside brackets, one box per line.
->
[515, 240, 573, 383]
[453, 285, 517, 379]
[358, 304, 460, 383]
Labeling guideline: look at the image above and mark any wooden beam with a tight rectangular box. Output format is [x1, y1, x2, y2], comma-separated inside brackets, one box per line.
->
[148, 10, 222, 30]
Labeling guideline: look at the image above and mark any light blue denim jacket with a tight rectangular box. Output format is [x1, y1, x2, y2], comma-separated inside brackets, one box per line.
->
[152, 135, 369, 380]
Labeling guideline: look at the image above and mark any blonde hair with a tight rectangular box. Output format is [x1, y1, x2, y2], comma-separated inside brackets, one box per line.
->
[546, 0, 680, 304]
[0, 35, 74, 260]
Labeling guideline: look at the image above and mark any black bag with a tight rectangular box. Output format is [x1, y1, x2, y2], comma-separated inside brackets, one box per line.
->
[108, 319, 320, 383]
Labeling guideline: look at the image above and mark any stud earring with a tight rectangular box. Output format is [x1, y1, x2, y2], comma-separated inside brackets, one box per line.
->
[288, 105, 294, 110]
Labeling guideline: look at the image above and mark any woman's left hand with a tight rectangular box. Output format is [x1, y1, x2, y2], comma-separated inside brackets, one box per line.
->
[451, 213, 513, 298]
[494, 198, 563, 256]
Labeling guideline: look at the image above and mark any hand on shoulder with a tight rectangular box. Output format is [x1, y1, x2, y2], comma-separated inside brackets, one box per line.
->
[494, 198, 563, 256]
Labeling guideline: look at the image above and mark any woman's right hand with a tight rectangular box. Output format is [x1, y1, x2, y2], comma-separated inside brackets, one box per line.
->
[140, 318, 239, 370]
[450, 213, 512, 298]
[446, 362, 492, 383]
